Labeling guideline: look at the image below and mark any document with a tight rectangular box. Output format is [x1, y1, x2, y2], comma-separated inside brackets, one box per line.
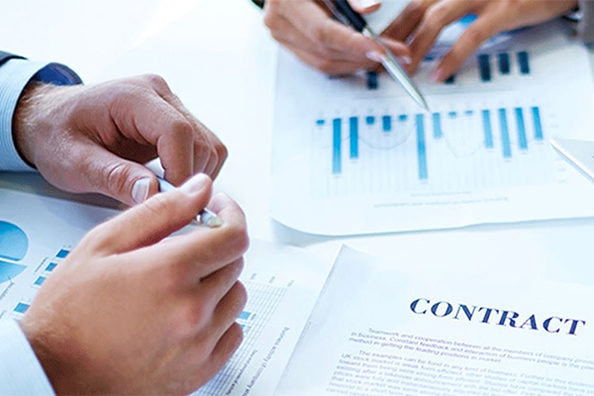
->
[276, 246, 594, 395]
[0, 188, 333, 395]
[270, 20, 594, 235]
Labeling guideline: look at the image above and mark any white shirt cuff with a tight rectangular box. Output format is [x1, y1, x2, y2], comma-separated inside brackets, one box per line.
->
[0, 319, 55, 395]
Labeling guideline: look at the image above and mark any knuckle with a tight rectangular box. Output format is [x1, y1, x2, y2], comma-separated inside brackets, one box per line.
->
[104, 161, 134, 196]
[142, 73, 170, 93]
[223, 222, 250, 256]
[79, 222, 111, 252]
[263, 10, 279, 31]
[311, 23, 331, 47]
[161, 256, 188, 292]
[425, 3, 448, 27]
[315, 59, 338, 75]
[216, 142, 228, 164]
[143, 193, 174, 222]
[170, 118, 194, 140]
[462, 27, 486, 48]
[233, 281, 248, 313]
[176, 297, 209, 334]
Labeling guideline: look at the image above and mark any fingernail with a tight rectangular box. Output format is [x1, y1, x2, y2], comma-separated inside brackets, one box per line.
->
[180, 173, 209, 194]
[132, 178, 151, 204]
[398, 56, 412, 65]
[353, 0, 380, 9]
[431, 68, 444, 83]
[366, 51, 384, 63]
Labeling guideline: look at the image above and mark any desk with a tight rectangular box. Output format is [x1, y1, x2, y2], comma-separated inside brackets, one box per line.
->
[2, 0, 594, 286]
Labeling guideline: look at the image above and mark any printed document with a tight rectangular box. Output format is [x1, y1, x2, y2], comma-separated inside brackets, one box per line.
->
[276, 246, 594, 395]
[271, 20, 594, 235]
[0, 188, 333, 395]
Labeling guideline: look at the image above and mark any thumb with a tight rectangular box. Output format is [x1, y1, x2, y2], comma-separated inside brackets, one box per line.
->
[83, 173, 213, 255]
[83, 147, 160, 206]
[348, 0, 381, 14]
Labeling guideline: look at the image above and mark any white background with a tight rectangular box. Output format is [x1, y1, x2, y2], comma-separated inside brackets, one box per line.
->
[2, 0, 594, 287]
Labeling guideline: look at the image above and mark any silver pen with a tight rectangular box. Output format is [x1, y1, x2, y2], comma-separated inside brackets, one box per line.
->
[156, 175, 223, 228]
[324, 0, 430, 112]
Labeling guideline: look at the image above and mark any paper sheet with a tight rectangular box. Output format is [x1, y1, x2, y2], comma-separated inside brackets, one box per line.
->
[270, 20, 594, 235]
[0, 188, 333, 395]
[276, 246, 594, 395]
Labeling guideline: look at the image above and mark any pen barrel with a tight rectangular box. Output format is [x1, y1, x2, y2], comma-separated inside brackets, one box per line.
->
[333, 0, 366, 32]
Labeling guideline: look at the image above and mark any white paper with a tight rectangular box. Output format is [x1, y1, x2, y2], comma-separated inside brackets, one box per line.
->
[270, 20, 594, 235]
[0, 188, 333, 395]
[276, 246, 594, 395]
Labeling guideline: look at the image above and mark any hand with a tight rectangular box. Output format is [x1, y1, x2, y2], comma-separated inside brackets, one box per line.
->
[13, 75, 228, 205]
[20, 173, 249, 394]
[262, 0, 411, 75]
[383, 0, 578, 81]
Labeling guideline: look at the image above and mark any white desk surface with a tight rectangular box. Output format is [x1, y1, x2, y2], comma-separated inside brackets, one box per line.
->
[2, 0, 594, 285]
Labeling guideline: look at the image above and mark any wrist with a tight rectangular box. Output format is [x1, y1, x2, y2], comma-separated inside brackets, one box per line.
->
[13, 81, 50, 168]
[12, 83, 78, 169]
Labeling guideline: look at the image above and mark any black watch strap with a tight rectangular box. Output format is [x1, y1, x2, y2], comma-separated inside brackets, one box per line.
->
[251, 0, 265, 9]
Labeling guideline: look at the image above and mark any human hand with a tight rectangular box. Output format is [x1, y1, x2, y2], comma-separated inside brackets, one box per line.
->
[262, 0, 411, 75]
[20, 173, 249, 394]
[383, 0, 578, 81]
[13, 75, 227, 206]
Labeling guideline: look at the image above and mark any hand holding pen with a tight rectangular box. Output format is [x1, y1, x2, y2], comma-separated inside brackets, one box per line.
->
[258, 0, 411, 75]
[257, 0, 428, 110]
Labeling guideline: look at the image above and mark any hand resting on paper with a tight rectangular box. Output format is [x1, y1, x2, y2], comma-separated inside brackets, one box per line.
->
[20, 174, 249, 394]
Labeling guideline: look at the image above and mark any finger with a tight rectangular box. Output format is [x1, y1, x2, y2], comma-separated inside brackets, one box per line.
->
[380, 37, 413, 66]
[382, 0, 436, 42]
[196, 323, 244, 383]
[81, 173, 213, 254]
[71, 144, 163, 206]
[287, 44, 375, 75]
[33, 138, 158, 206]
[197, 258, 245, 305]
[271, 11, 380, 67]
[153, 85, 227, 180]
[138, 192, 249, 281]
[433, 12, 504, 82]
[407, 0, 475, 72]
[207, 282, 248, 341]
[116, 75, 197, 186]
[284, 1, 383, 63]
[348, 0, 381, 14]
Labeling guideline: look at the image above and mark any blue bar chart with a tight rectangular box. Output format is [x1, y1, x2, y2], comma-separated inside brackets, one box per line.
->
[381, 49, 533, 91]
[313, 101, 550, 195]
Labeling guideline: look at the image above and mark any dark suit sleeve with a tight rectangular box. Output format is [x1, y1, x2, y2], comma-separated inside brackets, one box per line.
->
[0, 52, 25, 68]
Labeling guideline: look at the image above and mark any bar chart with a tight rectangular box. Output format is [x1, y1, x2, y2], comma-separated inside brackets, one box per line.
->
[9, 246, 71, 319]
[271, 19, 594, 235]
[310, 96, 553, 197]
[367, 49, 532, 91]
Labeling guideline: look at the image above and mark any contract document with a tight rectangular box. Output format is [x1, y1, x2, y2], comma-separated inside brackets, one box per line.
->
[271, 20, 594, 235]
[0, 188, 333, 395]
[276, 247, 594, 395]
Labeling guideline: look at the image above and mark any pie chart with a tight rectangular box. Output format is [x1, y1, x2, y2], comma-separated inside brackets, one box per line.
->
[0, 221, 28, 283]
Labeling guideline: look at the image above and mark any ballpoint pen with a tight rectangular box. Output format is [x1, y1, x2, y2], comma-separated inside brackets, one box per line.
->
[323, 0, 429, 111]
[156, 175, 223, 228]
[251, 0, 430, 111]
